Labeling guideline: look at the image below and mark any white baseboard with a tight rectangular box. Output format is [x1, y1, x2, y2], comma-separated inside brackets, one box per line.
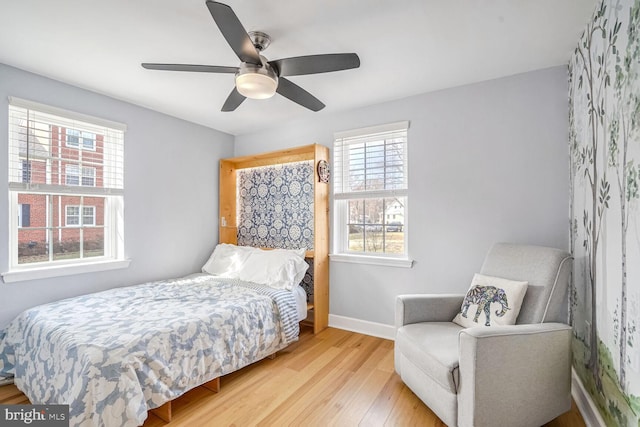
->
[328, 314, 395, 340]
[572, 368, 605, 427]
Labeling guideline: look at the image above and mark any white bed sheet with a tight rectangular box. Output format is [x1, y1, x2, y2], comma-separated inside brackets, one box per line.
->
[293, 285, 307, 322]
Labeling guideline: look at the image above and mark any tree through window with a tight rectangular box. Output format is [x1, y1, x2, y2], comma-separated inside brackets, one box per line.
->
[333, 121, 409, 258]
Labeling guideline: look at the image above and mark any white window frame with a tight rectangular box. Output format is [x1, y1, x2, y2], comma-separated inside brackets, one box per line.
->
[82, 167, 96, 187]
[65, 164, 79, 186]
[66, 205, 80, 226]
[331, 121, 412, 268]
[82, 205, 96, 226]
[65, 164, 96, 187]
[4, 97, 129, 283]
[66, 129, 96, 151]
[65, 205, 95, 227]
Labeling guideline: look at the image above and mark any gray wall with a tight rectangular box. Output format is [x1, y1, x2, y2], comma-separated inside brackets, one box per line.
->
[235, 66, 570, 326]
[0, 64, 569, 330]
[0, 63, 234, 328]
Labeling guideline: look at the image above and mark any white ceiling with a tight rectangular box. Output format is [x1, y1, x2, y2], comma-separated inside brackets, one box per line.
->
[1, 0, 595, 136]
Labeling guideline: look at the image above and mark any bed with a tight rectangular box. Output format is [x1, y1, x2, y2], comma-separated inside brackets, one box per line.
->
[0, 244, 309, 427]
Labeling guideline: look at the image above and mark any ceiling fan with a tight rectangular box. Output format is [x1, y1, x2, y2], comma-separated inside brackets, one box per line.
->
[142, 1, 360, 112]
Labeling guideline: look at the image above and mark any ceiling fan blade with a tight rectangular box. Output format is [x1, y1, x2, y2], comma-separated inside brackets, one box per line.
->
[276, 78, 325, 112]
[221, 87, 246, 112]
[141, 63, 238, 73]
[205, 1, 261, 65]
[270, 53, 360, 76]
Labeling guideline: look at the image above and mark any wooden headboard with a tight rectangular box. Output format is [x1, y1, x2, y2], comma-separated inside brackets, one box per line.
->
[218, 144, 329, 333]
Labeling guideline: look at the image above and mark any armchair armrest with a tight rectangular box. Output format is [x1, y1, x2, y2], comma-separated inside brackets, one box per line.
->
[457, 323, 572, 427]
[395, 294, 465, 328]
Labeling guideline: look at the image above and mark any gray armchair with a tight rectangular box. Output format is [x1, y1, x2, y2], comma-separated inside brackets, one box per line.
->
[395, 243, 573, 427]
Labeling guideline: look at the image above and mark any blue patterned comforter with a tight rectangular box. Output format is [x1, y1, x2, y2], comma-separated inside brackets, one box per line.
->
[0, 274, 299, 426]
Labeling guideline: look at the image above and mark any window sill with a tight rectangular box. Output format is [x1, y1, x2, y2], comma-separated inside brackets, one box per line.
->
[329, 253, 413, 268]
[2, 259, 131, 283]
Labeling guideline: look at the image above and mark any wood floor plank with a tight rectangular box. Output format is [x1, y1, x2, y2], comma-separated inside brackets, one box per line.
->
[306, 344, 394, 425]
[0, 326, 587, 426]
[385, 382, 444, 426]
[360, 373, 407, 426]
[256, 348, 358, 426]
[375, 343, 396, 373]
[207, 348, 344, 425]
[0, 384, 23, 401]
[324, 368, 393, 426]
[0, 384, 29, 405]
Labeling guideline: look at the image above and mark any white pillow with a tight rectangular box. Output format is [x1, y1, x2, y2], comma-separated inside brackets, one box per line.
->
[238, 247, 308, 290]
[202, 244, 308, 290]
[452, 273, 528, 328]
[201, 243, 253, 277]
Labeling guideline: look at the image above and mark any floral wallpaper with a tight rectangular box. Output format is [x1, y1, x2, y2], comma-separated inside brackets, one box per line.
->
[300, 258, 314, 301]
[237, 161, 314, 250]
[569, 0, 640, 425]
[236, 161, 315, 299]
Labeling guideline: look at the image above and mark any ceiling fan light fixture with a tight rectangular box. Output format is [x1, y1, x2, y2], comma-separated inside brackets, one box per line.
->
[235, 63, 278, 99]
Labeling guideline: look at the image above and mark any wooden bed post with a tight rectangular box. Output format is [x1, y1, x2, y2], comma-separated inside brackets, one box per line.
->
[219, 159, 238, 245]
[202, 377, 221, 393]
[150, 377, 220, 422]
[312, 144, 329, 333]
[150, 402, 172, 423]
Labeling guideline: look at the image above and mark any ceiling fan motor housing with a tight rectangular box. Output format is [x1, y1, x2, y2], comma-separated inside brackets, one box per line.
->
[248, 31, 271, 52]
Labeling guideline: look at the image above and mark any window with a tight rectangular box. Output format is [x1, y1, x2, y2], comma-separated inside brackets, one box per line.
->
[66, 206, 80, 226]
[332, 121, 411, 267]
[66, 129, 96, 150]
[21, 160, 31, 183]
[65, 164, 96, 187]
[6, 97, 126, 280]
[18, 204, 30, 228]
[66, 205, 95, 227]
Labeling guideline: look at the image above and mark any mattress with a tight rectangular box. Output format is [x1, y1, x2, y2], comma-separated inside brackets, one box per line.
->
[292, 283, 308, 322]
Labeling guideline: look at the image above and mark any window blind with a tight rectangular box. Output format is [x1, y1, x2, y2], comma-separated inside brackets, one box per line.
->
[8, 97, 125, 196]
[333, 121, 408, 199]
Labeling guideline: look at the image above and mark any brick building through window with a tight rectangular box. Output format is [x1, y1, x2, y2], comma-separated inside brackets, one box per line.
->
[17, 126, 106, 263]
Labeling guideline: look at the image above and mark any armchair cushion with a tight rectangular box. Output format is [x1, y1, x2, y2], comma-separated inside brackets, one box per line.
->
[452, 274, 528, 328]
[395, 322, 463, 393]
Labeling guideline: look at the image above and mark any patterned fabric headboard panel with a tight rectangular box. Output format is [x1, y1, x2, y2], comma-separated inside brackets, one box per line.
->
[237, 161, 314, 249]
[301, 258, 314, 301]
[236, 160, 315, 299]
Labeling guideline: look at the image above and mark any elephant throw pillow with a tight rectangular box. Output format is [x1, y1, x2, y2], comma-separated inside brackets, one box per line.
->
[452, 273, 528, 328]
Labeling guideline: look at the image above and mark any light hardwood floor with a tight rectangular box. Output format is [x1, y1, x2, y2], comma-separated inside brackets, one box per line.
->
[1, 325, 586, 426]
